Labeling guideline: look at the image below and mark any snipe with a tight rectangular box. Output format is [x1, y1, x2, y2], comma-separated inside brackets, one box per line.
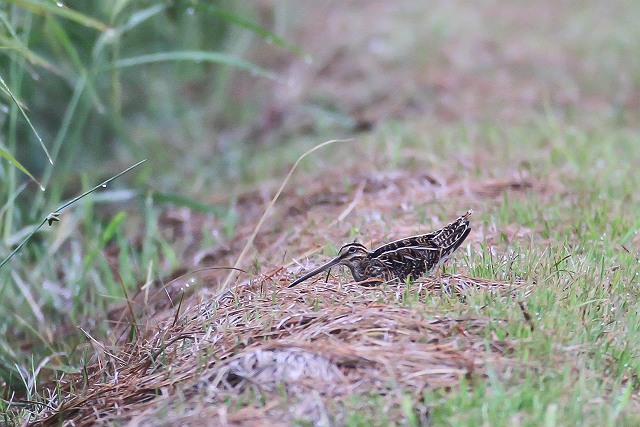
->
[289, 210, 472, 287]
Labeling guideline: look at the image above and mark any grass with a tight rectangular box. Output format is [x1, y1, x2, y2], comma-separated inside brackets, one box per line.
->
[6, 120, 637, 426]
[2, 0, 640, 425]
[0, 0, 287, 416]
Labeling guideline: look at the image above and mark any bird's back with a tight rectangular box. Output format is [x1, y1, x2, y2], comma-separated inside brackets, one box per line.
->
[429, 210, 472, 255]
[366, 211, 472, 282]
[371, 211, 472, 257]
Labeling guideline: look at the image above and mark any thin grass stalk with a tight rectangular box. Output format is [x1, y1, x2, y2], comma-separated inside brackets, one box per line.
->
[219, 138, 353, 296]
[0, 160, 146, 270]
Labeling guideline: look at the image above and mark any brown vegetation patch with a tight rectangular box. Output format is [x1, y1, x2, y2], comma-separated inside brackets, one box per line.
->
[166, 170, 556, 264]
[241, 0, 636, 143]
[107, 168, 549, 339]
[32, 274, 526, 426]
[32, 164, 551, 424]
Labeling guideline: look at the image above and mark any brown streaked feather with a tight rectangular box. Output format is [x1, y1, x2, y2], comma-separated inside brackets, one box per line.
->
[289, 211, 473, 287]
[371, 210, 472, 258]
[373, 247, 442, 282]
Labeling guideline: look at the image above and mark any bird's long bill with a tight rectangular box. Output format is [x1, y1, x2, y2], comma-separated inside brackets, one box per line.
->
[288, 256, 343, 288]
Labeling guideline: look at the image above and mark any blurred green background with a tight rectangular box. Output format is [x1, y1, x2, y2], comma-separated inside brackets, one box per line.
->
[1, 0, 299, 397]
[1, 1, 278, 200]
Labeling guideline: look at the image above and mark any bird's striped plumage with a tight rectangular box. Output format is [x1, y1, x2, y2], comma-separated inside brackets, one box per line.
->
[289, 210, 472, 287]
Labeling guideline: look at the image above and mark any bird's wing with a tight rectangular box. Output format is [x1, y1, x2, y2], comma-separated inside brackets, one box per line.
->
[371, 247, 442, 281]
[370, 235, 439, 257]
[371, 211, 471, 257]
[429, 217, 471, 250]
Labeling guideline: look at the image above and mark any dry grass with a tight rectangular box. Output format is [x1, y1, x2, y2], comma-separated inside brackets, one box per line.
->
[32, 273, 526, 426]
[26, 167, 540, 426]
[108, 168, 546, 321]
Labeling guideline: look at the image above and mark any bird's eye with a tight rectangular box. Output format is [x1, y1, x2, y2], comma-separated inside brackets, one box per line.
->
[349, 246, 357, 253]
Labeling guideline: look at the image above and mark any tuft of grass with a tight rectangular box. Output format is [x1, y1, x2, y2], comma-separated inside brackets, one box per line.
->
[0, 0, 293, 416]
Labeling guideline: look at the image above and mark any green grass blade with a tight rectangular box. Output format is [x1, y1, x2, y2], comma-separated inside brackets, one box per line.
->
[110, 51, 280, 81]
[0, 160, 145, 271]
[619, 218, 640, 246]
[117, 3, 166, 33]
[0, 75, 52, 166]
[0, 12, 60, 75]
[36, 71, 88, 199]
[152, 192, 222, 215]
[92, 4, 167, 59]
[8, 0, 109, 32]
[0, 35, 60, 76]
[43, 16, 84, 74]
[53, 160, 147, 214]
[109, 0, 136, 22]
[198, 5, 307, 57]
[0, 144, 44, 191]
[82, 211, 127, 273]
[44, 17, 106, 113]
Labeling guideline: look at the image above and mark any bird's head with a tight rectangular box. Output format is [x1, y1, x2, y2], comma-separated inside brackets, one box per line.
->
[334, 243, 369, 266]
[288, 243, 369, 288]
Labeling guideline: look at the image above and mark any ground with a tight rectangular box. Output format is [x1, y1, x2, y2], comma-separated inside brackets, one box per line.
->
[12, 1, 640, 426]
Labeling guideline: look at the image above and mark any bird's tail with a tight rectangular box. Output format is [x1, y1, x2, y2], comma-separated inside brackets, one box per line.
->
[432, 210, 472, 256]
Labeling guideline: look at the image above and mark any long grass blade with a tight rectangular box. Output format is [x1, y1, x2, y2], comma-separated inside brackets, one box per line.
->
[0, 144, 43, 190]
[0, 75, 52, 167]
[110, 51, 280, 81]
[218, 139, 353, 296]
[0, 159, 146, 270]
[198, 5, 307, 57]
[8, 0, 109, 32]
[36, 71, 88, 198]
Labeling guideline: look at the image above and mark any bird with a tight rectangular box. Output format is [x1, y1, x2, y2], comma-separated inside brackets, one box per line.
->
[289, 210, 472, 288]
